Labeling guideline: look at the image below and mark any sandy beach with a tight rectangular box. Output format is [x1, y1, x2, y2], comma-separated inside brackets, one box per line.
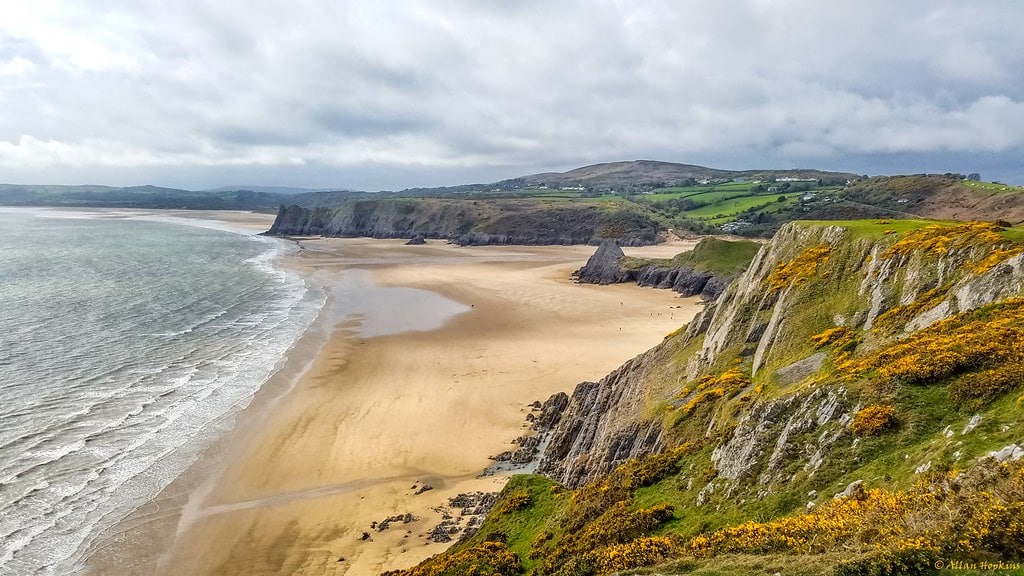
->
[85, 222, 704, 576]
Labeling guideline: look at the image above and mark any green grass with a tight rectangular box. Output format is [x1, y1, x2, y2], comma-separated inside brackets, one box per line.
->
[999, 225, 1024, 243]
[793, 218, 944, 239]
[621, 552, 878, 576]
[795, 219, 1024, 246]
[962, 180, 1023, 193]
[645, 187, 716, 202]
[646, 182, 754, 202]
[456, 475, 569, 572]
[620, 238, 760, 278]
[685, 194, 797, 220]
[671, 238, 761, 275]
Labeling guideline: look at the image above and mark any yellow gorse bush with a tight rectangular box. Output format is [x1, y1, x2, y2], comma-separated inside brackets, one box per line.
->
[872, 287, 948, 333]
[974, 245, 1024, 274]
[498, 488, 531, 514]
[851, 404, 897, 436]
[540, 502, 675, 576]
[686, 461, 1024, 563]
[809, 326, 860, 364]
[563, 444, 695, 535]
[678, 368, 750, 415]
[594, 536, 678, 574]
[767, 244, 832, 291]
[840, 298, 1024, 406]
[384, 541, 520, 576]
[877, 221, 1022, 276]
[881, 222, 1004, 259]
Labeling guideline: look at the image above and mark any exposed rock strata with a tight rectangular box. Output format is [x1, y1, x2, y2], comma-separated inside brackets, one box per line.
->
[575, 242, 730, 299]
[537, 351, 667, 488]
[539, 221, 1024, 497]
[266, 201, 662, 246]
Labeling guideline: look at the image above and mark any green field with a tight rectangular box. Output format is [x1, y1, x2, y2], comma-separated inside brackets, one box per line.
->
[962, 180, 1023, 193]
[685, 193, 797, 221]
[645, 181, 754, 202]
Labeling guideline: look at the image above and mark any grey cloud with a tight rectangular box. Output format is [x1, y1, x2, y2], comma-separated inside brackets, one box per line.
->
[0, 0, 1022, 190]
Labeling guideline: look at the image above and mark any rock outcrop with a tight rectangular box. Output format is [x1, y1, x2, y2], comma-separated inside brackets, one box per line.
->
[574, 237, 757, 299]
[632, 265, 728, 299]
[537, 349, 669, 488]
[710, 387, 850, 489]
[575, 241, 628, 284]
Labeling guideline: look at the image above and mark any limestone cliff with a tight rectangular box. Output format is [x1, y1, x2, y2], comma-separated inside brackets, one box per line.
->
[539, 220, 1024, 491]
[266, 200, 664, 246]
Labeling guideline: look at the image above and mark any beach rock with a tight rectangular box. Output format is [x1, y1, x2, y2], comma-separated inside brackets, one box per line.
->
[377, 513, 417, 531]
[534, 392, 569, 432]
[414, 483, 434, 495]
[425, 492, 499, 543]
[405, 233, 426, 245]
[575, 240, 628, 285]
[574, 241, 733, 299]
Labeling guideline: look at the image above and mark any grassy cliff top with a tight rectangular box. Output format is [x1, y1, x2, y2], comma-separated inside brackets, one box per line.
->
[621, 237, 761, 276]
[795, 218, 1024, 243]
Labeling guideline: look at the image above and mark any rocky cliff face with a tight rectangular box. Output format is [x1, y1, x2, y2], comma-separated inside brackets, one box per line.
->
[536, 350, 670, 488]
[266, 201, 663, 246]
[539, 220, 1024, 492]
[630, 265, 727, 299]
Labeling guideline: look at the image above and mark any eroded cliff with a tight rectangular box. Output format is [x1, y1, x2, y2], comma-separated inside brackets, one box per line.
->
[266, 200, 664, 246]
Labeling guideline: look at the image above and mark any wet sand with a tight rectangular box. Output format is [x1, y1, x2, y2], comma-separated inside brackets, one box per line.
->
[85, 234, 703, 576]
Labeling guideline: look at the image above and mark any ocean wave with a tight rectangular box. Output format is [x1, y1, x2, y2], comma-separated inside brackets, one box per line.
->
[0, 214, 324, 575]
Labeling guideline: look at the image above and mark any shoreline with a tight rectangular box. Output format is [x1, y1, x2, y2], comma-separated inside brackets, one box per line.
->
[83, 218, 703, 575]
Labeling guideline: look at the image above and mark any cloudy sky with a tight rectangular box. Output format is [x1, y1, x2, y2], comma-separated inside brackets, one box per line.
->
[1, 1, 1022, 190]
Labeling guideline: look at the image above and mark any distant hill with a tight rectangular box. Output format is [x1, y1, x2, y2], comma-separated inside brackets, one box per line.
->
[839, 174, 1024, 223]
[202, 185, 321, 195]
[275, 168, 1024, 243]
[518, 160, 858, 188]
[0, 184, 288, 211]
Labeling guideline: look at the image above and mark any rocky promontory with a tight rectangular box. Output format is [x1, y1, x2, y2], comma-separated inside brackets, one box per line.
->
[575, 237, 760, 299]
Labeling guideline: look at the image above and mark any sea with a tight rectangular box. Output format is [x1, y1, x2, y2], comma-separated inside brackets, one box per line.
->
[0, 209, 324, 575]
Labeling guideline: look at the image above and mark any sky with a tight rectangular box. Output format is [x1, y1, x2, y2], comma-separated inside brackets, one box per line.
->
[1, 1, 1023, 191]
